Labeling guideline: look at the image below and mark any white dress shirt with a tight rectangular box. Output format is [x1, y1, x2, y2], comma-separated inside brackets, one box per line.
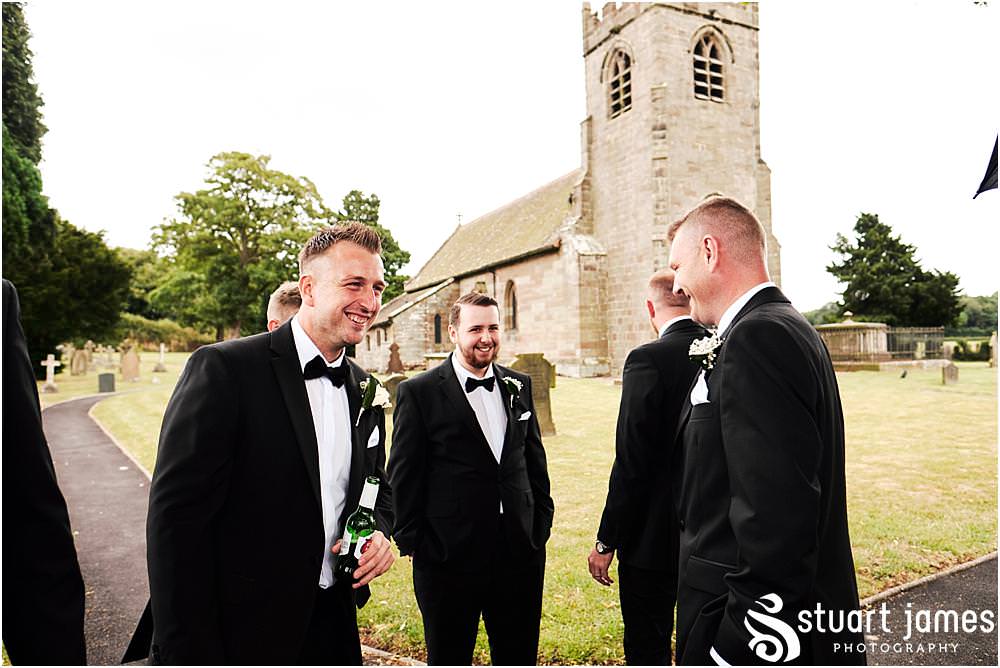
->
[451, 353, 507, 464]
[658, 314, 693, 339]
[690, 282, 776, 406]
[291, 315, 352, 588]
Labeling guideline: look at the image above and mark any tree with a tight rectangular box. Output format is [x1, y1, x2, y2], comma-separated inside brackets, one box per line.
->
[828, 213, 961, 327]
[152, 152, 330, 338]
[116, 247, 168, 320]
[802, 301, 843, 326]
[2, 123, 54, 264]
[2, 3, 46, 163]
[10, 217, 131, 365]
[335, 190, 410, 301]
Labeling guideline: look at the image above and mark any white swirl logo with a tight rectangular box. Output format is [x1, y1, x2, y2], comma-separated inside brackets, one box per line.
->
[744, 593, 801, 663]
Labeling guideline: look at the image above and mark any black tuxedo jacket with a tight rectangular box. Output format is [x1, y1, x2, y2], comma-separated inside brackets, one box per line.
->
[1, 279, 87, 665]
[597, 318, 707, 570]
[124, 320, 393, 665]
[388, 355, 554, 571]
[673, 287, 863, 665]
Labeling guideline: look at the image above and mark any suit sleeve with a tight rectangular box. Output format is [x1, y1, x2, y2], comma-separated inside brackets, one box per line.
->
[712, 319, 824, 662]
[597, 347, 661, 548]
[146, 345, 238, 664]
[387, 380, 428, 556]
[521, 375, 554, 538]
[1, 280, 87, 665]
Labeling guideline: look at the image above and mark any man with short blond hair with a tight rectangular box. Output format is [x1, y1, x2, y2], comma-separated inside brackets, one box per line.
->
[589, 269, 706, 665]
[667, 196, 862, 665]
[266, 281, 302, 332]
[127, 221, 395, 665]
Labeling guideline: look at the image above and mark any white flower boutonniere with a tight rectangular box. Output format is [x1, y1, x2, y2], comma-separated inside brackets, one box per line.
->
[356, 376, 392, 426]
[502, 376, 523, 409]
[689, 332, 724, 371]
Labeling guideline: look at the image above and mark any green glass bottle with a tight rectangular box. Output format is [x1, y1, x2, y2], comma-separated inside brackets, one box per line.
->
[335, 476, 379, 580]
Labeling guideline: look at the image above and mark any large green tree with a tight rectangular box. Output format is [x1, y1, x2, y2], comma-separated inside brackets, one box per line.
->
[2, 3, 45, 163]
[335, 190, 410, 301]
[152, 152, 330, 338]
[828, 213, 962, 327]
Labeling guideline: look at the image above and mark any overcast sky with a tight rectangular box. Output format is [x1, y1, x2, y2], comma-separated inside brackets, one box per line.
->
[24, 0, 998, 312]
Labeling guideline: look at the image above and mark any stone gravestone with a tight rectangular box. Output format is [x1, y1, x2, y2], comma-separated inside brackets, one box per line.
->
[153, 342, 168, 372]
[70, 348, 89, 376]
[84, 340, 96, 371]
[991, 332, 997, 368]
[382, 373, 407, 415]
[386, 342, 405, 374]
[98, 373, 115, 393]
[41, 353, 61, 393]
[942, 362, 959, 385]
[103, 346, 115, 369]
[509, 353, 556, 436]
[121, 348, 141, 382]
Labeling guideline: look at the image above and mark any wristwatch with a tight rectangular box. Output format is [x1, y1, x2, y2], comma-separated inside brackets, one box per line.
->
[595, 540, 613, 555]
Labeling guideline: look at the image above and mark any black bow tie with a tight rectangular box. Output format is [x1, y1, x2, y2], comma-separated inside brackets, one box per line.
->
[465, 376, 496, 393]
[303, 355, 348, 387]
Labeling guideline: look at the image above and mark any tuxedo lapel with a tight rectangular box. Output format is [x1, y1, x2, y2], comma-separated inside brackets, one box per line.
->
[721, 286, 790, 338]
[437, 355, 499, 471]
[342, 359, 366, 522]
[494, 366, 519, 468]
[269, 321, 322, 510]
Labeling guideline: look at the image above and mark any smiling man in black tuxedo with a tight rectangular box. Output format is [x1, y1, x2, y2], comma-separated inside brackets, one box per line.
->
[389, 292, 554, 665]
[124, 223, 395, 665]
[667, 197, 863, 665]
[588, 269, 707, 665]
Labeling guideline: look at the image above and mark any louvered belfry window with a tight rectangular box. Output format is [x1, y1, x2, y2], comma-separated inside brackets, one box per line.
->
[608, 49, 632, 119]
[693, 34, 724, 102]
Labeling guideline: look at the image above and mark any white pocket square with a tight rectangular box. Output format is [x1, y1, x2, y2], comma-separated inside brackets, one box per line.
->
[366, 426, 380, 448]
[518, 411, 532, 422]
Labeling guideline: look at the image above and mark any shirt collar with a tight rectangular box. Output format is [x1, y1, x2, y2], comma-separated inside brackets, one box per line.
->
[291, 315, 345, 372]
[658, 314, 693, 338]
[717, 281, 775, 335]
[450, 350, 495, 385]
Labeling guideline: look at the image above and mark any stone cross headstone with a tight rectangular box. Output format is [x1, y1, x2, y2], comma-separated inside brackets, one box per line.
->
[70, 348, 89, 376]
[387, 342, 405, 374]
[84, 340, 96, 371]
[382, 373, 407, 414]
[153, 342, 167, 372]
[509, 353, 556, 436]
[942, 362, 959, 385]
[121, 348, 141, 382]
[104, 347, 115, 369]
[41, 353, 61, 393]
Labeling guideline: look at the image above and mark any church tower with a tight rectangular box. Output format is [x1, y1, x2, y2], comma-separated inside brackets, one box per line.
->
[577, 2, 780, 375]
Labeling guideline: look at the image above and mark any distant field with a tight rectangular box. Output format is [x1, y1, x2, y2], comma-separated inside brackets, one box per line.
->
[76, 360, 997, 664]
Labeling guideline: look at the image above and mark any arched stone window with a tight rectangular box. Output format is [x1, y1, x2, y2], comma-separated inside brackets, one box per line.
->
[366, 334, 371, 351]
[504, 281, 518, 331]
[606, 48, 633, 119]
[693, 33, 724, 102]
[376, 330, 382, 347]
[434, 314, 442, 344]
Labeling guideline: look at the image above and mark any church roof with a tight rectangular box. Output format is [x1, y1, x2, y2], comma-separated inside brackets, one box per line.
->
[371, 278, 454, 329]
[406, 169, 582, 291]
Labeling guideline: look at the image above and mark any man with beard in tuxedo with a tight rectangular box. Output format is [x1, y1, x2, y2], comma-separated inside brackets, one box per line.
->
[389, 292, 554, 665]
[667, 196, 863, 665]
[589, 269, 707, 665]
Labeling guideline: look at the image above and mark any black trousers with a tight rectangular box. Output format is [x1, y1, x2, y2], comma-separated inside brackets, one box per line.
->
[413, 526, 546, 666]
[297, 581, 362, 665]
[618, 562, 677, 666]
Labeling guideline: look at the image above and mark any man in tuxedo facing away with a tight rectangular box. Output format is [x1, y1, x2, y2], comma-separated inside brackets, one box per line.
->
[667, 197, 863, 665]
[2, 279, 87, 665]
[124, 223, 396, 665]
[588, 270, 707, 665]
[389, 292, 554, 665]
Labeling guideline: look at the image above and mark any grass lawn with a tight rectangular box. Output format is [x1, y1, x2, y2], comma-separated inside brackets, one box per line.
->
[78, 359, 997, 664]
